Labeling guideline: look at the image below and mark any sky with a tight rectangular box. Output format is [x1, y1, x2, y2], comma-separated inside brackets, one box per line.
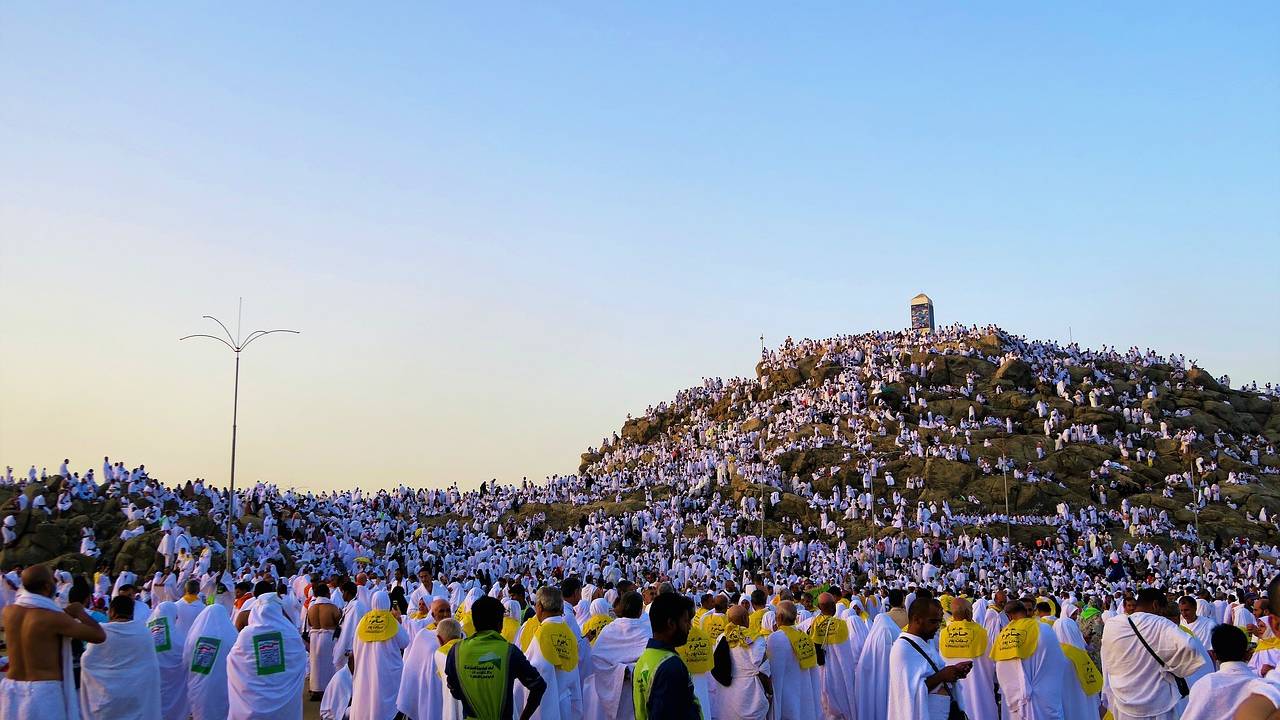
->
[2, 4, 1277, 493]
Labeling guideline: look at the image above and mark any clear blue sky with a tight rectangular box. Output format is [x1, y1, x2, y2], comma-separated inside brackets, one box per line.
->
[2, 4, 1277, 491]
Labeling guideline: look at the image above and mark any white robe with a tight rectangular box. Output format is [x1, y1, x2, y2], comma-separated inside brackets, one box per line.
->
[994, 622, 1068, 720]
[765, 628, 821, 720]
[227, 593, 307, 720]
[433, 644, 466, 720]
[1182, 661, 1280, 720]
[334, 597, 369, 671]
[584, 616, 650, 720]
[396, 624, 444, 720]
[147, 602, 190, 720]
[350, 594, 411, 720]
[945, 627, 997, 720]
[854, 613, 900, 720]
[714, 634, 769, 720]
[1101, 612, 1205, 720]
[888, 631, 955, 720]
[1052, 618, 1101, 720]
[183, 604, 237, 720]
[516, 615, 584, 720]
[79, 619, 163, 720]
[320, 666, 354, 720]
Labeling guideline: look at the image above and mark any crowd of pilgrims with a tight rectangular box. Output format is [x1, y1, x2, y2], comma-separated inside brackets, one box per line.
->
[2, 324, 1279, 718]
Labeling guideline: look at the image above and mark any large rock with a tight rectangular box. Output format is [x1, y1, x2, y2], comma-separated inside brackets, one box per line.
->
[993, 358, 1034, 389]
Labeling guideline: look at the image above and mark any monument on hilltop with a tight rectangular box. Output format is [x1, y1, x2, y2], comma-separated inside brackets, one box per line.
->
[910, 293, 935, 333]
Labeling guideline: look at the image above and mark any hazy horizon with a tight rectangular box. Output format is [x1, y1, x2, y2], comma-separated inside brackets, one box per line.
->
[3, 4, 1277, 492]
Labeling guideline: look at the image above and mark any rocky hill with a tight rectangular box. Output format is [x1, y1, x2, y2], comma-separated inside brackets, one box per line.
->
[4, 324, 1279, 578]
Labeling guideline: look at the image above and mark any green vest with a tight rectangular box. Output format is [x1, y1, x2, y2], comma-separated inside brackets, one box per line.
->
[454, 630, 511, 720]
[633, 647, 704, 720]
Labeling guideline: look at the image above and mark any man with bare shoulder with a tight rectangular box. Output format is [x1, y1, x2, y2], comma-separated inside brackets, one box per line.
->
[1, 565, 106, 720]
[306, 581, 343, 700]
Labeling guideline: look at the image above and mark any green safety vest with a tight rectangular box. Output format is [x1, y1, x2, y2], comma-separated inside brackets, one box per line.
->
[633, 647, 704, 720]
[454, 630, 511, 720]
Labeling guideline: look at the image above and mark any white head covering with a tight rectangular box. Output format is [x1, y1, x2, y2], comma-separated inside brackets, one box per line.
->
[183, 603, 237, 720]
[589, 598, 613, 618]
[227, 593, 307, 719]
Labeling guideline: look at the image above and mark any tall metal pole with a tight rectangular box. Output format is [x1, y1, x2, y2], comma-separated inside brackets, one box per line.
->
[182, 307, 297, 574]
[1003, 460, 1011, 542]
[228, 354, 240, 574]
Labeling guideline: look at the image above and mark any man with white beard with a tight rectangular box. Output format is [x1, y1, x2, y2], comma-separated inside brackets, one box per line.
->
[583, 591, 650, 720]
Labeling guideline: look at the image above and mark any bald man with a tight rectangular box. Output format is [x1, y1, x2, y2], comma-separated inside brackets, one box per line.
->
[711, 605, 770, 720]
[1, 566, 106, 720]
[799, 592, 857, 720]
[940, 597, 996, 720]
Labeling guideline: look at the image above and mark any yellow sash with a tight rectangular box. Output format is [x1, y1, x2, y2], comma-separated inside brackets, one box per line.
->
[748, 608, 767, 637]
[582, 614, 613, 643]
[183, 593, 199, 603]
[723, 623, 754, 649]
[677, 626, 713, 674]
[435, 638, 459, 679]
[780, 626, 817, 670]
[1037, 597, 1058, 618]
[808, 615, 849, 645]
[518, 617, 541, 652]
[702, 613, 727, 641]
[694, 607, 708, 622]
[1061, 643, 1103, 695]
[534, 621, 579, 672]
[501, 616, 519, 643]
[939, 620, 987, 659]
[454, 609, 475, 637]
[356, 610, 400, 642]
[990, 618, 1039, 661]
[1257, 635, 1280, 651]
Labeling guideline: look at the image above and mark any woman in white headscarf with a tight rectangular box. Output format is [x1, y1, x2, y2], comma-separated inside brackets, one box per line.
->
[575, 584, 597, 625]
[227, 592, 307, 720]
[183, 603, 237, 720]
[148, 601, 191, 720]
[350, 589, 410, 720]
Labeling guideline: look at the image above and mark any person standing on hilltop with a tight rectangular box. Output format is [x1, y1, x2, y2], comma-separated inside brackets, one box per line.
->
[1, 565, 106, 720]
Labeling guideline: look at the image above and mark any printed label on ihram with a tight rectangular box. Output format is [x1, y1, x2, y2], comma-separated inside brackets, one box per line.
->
[148, 617, 172, 653]
[253, 632, 286, 676]
[190, 636, 221, 675]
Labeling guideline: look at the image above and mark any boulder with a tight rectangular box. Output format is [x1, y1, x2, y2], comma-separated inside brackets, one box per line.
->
[993, 358, 1034, 389]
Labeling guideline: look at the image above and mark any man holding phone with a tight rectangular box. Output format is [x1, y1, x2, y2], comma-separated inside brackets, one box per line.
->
[888, 596, 972, 720]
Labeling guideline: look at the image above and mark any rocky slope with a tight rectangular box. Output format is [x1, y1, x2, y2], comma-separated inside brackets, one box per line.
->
[5, 325, 1279, 577]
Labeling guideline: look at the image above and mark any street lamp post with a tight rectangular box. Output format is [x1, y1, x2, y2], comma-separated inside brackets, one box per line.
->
[181, 305, 297, 573]
[1002, 456, 1011, 542]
